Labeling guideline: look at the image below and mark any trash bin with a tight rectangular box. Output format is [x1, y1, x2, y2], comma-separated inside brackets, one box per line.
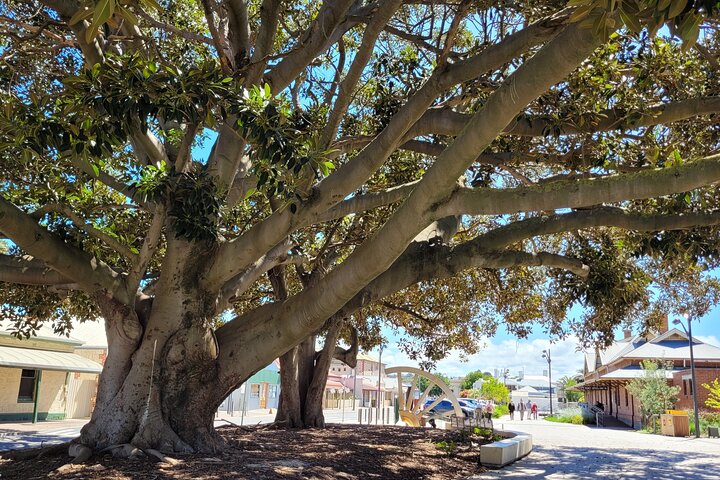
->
[660, 412, 690, 437]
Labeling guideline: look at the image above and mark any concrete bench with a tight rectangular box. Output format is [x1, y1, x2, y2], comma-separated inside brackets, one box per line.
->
[479, 430, 532, 468]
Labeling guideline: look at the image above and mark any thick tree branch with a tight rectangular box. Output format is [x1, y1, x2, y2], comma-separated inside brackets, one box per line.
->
[223, 0, 250, 65]
[205, 11, 571, 294]
[0, 197, 129, 303]
[332, 325, 358, 368]
[31, 203, 137, 260]
[475, 207, 720, 252]
[0, 254, 73, 286]
[218, 238, 301, 310]
[319, 0, 404, 148]
[264, 0, 356, 93]
[439, 153, 720, 218]
[408, 97, 720, 140]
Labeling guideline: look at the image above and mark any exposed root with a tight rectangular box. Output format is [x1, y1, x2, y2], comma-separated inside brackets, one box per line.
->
[68, 443, 93, 464]
[144, 448, 182, 465]
[100, 443, 146, 459]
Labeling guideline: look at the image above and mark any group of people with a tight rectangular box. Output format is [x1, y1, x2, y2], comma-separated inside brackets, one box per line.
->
[508, 399, 538, 420]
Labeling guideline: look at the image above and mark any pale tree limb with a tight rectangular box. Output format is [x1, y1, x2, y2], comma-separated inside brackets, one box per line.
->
[67, 158, 144, 207]
[217, 238, 301, 310]
[203, 11, 570, 290]
[408, 96, 720, 140]
[223, 0, 250, 65]
[311, 180, 420, 224]
[243, 0, 282, 85]
[129, 205, 166, 296]
[198, 0, 233, 74]
[320, 0, 404, 148]
[0, 254, 73, 286]
[439, 153, 720, 218]
[31, 203, 137, 260]
[264, 0, 357, 93]
[474, 207, 720, 252]
[0, 197, 129, 303]
[273, 21, 606, 342]
[332, 325, 358, 368]
[136, 9, 213, 45]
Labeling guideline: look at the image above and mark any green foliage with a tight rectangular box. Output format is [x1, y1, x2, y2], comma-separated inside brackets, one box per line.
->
[690, 410, 720, 436]
[418, 373, 451, 397]
[702, 378, 720, 410]
[461, 370, 492, 390]
[480, 377, 511, 404]
[545, 406, 585, 425]
[558, 376, 585, 402]
[626, 360, 681, 421]
[492, 404, 510, 419]
[434, 440, 458, 457]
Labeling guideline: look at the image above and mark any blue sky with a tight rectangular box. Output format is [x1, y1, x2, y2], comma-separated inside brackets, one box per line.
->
[373, 303, 720, 380]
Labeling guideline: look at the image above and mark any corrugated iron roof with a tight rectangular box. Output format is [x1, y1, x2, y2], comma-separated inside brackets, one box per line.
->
[0, 345, 103, 373]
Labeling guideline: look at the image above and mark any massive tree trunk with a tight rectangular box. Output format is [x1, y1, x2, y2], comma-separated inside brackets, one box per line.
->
[78, 239, 232, 453]
[274, 317, 358, 428]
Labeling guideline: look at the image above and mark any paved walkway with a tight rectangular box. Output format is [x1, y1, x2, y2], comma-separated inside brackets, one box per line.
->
[472, 416, 720, 479]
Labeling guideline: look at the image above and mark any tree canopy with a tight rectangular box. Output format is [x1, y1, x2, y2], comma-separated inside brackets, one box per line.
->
[2, 0, 720, 453]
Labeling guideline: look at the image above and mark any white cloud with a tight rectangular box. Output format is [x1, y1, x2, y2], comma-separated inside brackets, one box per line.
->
[377, 336, 587, 380]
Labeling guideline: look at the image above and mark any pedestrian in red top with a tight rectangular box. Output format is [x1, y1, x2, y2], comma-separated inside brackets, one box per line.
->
[531, 402, 538, 420]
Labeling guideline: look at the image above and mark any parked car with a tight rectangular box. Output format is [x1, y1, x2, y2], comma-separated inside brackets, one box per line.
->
[423, 399, 475, 417]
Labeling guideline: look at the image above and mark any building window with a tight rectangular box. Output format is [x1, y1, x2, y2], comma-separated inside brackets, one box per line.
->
[683, 380, 687, 396]
[250, 384, 260, 398]
[625, 389, 628, 407]
[268, 384, 278, 398]
[689, 379, 693, 396]
[18, 369, 37, 403]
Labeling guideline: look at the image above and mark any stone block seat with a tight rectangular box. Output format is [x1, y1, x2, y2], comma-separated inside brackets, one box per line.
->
[479, 430, 533, 468]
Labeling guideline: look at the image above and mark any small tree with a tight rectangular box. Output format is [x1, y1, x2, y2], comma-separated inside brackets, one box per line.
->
[480, 377, 510, 404]
[558, 376, 584, 402]
[703, 378, 720, 410]
[627, 360, 680, 426]
[461, 370, 492, 390]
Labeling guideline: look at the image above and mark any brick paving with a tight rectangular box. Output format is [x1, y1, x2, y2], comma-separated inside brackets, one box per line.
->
[471, 416, 720, 479]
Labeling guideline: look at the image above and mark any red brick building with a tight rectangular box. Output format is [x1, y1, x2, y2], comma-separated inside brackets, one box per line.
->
[576, 318, 720, 429]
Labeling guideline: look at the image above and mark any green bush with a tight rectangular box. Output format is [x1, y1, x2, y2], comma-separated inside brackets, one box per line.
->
[689, 411, 720, 436]
[544, 407, 586, 425]
[492, 404, 509, 418]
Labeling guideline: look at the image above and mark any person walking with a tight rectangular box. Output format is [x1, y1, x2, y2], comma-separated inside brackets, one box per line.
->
[518, 400, 526, 420]
[485, 401, 495, 421]
[525, 399, 532, 419]
[508, 401, 515, 420]
[531, 402, 538, 420]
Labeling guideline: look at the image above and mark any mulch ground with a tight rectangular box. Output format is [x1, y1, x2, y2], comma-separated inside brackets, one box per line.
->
[0, 424, 491, 480]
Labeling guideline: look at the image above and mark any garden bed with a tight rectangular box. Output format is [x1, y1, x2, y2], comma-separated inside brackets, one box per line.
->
[0, 424, 493, 479]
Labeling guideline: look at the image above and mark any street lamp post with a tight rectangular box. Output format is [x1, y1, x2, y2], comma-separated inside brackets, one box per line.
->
[542, 349, 553, 416]
[376, 345, 384, 424]
[673, 314, 701, 439]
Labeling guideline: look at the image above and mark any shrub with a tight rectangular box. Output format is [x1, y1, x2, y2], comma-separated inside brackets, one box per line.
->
[492, 404, 509, 418]
[544, 407, 586, 425]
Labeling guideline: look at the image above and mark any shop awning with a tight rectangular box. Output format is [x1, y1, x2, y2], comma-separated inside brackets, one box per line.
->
[0, 345, 103, 374]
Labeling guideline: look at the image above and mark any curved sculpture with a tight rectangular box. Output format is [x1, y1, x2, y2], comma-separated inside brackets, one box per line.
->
[385, 366, 464, 427]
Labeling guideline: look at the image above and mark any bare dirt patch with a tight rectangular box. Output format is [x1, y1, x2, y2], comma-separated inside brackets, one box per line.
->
[0, 424, 491, 479]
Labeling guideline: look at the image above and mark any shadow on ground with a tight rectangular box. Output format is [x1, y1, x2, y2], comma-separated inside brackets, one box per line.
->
[473, 443, 720, 479]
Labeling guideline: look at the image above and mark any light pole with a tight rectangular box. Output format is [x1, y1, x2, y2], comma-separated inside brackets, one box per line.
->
[376, 345, 384, 424]
[673, 314, 701, 438]
[542, 349, 553, 416]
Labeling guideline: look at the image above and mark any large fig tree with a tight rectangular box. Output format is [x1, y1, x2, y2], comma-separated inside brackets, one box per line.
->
[2, 0, 720, 453]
